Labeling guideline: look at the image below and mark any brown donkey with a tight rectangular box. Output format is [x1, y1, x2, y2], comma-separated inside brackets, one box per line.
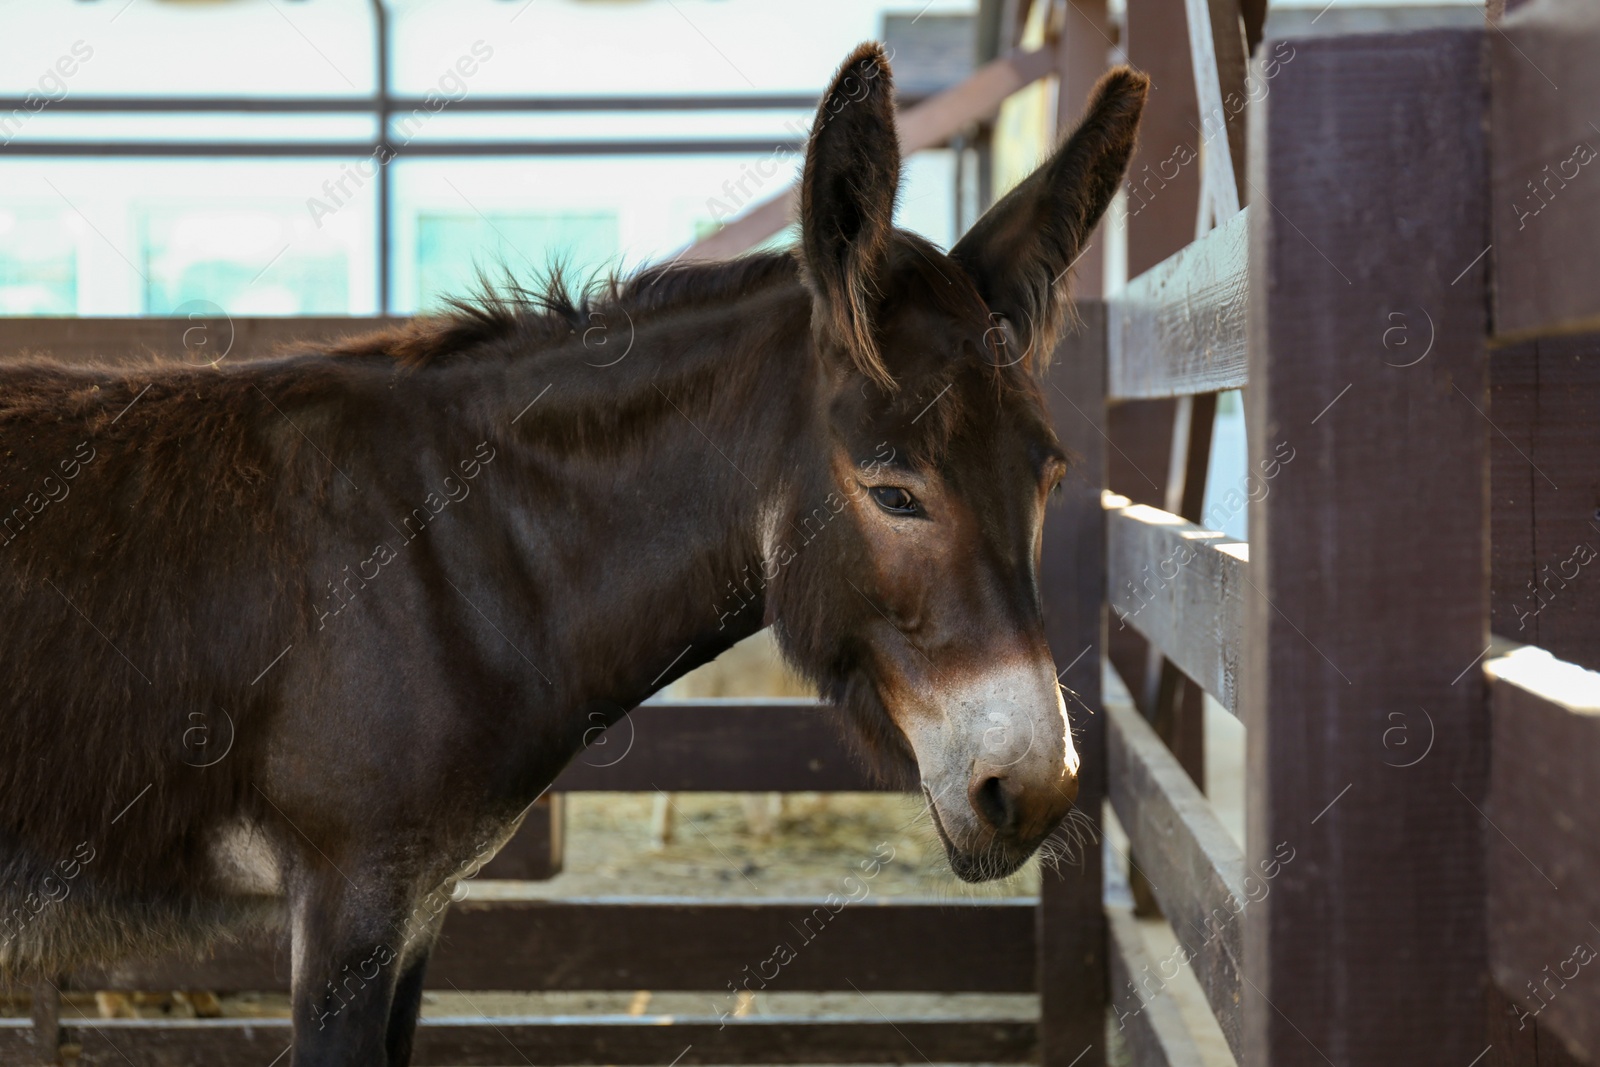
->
[0, 44, 1145, 1065]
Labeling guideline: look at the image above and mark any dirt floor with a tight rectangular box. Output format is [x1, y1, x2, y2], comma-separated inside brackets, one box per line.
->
[511, 790, 1041, 900]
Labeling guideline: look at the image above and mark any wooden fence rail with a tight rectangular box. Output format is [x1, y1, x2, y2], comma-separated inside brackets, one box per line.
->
[1106, 207, 1248, 401]
[1105, 669, 1244, 1058]
[1105, 495, 1246, 715]
[1485, 643, 1600, 1062]
[0, 1014, 1040, 1067]
[75, 896, 1037, 994]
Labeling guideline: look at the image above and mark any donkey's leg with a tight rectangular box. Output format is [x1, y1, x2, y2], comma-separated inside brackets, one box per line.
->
[385, 907, 447, 1067]
[288, 872, 416, 1067]
[384, 942, 435, 1067]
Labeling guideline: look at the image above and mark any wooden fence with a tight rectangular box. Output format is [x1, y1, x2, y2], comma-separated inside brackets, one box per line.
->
[1044, 1, 1600, 1065]
[5, 1, 1600, 1064]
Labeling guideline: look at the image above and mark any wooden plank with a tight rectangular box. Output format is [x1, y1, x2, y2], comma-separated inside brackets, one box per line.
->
[1054, 0, 1111, 299]
[1105, 668, 1245, 1058]
[74, 897, 1036, 995]
[1487, 332, 1600, 672]
[1107, 909, 1209, 1067]
[683, 44, 1056, 262]
[1146, 391, 1218, 786]
[1484, 985, 1596, 1067]
[551, 700, 889, 792]
[1106, 495, 1247, 715]
[1123, 0, 1202, 277]
[30, 981, 60, 1065]
[52, 1015, 1037, 1066]
[1127, 387, 1219, 912]
[1182, 0, 1247, 223]
[1244, 29, 1489, 1065]
[1487, 984, 1544, 1067]
[1489, 338, 1541, 652]
[1485, 645, 1600, 1063]
[1490, 0, 1600, 341]
[1108, 207, 1249, 400]
[1238, 0, 1267, 58]
[1104, 399, 1177, 697]
[0, 316, 399, 367]
[1037, 302, 1109, 1066]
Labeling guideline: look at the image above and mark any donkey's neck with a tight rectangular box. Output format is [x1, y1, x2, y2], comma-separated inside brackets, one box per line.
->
[459, 278, 818, 718]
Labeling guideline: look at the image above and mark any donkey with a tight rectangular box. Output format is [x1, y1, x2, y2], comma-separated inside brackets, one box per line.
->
[0, 43, 1145, 1066]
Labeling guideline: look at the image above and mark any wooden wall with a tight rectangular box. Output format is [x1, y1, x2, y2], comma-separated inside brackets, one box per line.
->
[1489, 333, 1600, 672]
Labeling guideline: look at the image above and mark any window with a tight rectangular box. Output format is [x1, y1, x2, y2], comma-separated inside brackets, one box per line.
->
[140, 204, 352, 315]
[414, 212, 618, 311]
[0, 208, 75, 314]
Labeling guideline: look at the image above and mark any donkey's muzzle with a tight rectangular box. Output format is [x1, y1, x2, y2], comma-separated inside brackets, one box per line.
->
[967, 764, 1079, 844]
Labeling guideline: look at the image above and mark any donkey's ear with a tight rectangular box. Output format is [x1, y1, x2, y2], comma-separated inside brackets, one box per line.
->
[951, 67, 1148, 366]
[800, 43, 901, 390]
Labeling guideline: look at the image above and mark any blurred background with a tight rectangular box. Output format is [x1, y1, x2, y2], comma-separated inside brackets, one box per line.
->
[0, 0, 1475, 328]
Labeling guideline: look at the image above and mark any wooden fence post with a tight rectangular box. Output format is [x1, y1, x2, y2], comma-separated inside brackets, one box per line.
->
[30, 981, 59, 1066]
[1243, 29, 1489, 1066]
[1038, 302, 1109, 1066]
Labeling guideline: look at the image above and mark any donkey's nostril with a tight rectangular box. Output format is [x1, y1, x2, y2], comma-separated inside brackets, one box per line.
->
[969, 774, 1016, 834]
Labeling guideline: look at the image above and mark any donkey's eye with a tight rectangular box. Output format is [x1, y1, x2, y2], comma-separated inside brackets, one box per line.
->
[869, 486, 919, 516]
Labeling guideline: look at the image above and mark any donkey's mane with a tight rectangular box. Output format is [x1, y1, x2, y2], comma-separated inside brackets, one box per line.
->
[312, 234, 1048, 467]
[322, 250, 801, 369]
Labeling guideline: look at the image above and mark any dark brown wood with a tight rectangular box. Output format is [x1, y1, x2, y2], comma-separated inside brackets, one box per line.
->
[1104, 401, 1176, 701]
[1238, 0, 1267, 53]
[1162, 395, 1220, 555]
[1106, 498, 1246, 715]
[1488, 984, 1544, 1067]
[1486, 645, 1600, 1063]
[1183, 0, 1248, 220]
[551, 700, 890, 792]
[1540, 1030, 1592, 1067]
[1129, 391, 1220, 909]
[1104, 402, 1174, 511]
[1108, 207, 1249, 400]
[51, 1015, 1037, 1066]
[1145, 391, 1218, 785]
[1490, 337, 1540, 649]
[1151, 674, 1205, 790]
[1487, 981, 1592, 1067]
[410, 1016, 1038, 1066]
[1107, 908, 1208, 1067]
[1244, 29, 1489, 1065]
[1105, 669, 1244, 1057]
[1490, 0, 1600, 341]
[75, 896, 1036, 995]
[0, 317, 399, 367]
[1054, 0, 1111, 299]
[1037, 302, 1109, 1067]
[30, 981, 60, 1066]
[477, 793, 565, 880]
[1123, 0, 1202, 278]
[1487, 332, 1600, 672]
